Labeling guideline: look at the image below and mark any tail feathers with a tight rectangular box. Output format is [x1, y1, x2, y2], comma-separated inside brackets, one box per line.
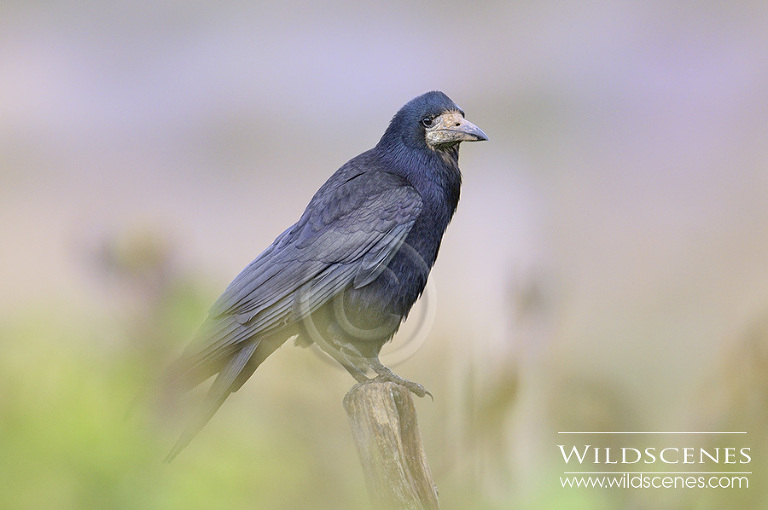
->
[164, 340, 259, 462]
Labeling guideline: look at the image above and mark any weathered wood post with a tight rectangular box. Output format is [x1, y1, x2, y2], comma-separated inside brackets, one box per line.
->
[343, 380, 439, 510]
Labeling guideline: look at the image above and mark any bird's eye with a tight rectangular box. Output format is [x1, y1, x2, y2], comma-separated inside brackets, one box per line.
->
[421, 116, 436, 128]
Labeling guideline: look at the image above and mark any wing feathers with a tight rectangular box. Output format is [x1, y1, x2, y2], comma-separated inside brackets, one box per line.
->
[167, 170, 423, 450]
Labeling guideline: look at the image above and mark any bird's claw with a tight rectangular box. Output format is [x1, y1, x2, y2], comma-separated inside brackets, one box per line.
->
[373, 374, 433, 400]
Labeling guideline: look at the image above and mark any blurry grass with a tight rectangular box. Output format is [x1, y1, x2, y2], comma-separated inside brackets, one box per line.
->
[0, 296, 372, 510]
[0, 309, 163, 509]
[1, 229, 766, 509]
[0, 280, 536, 509]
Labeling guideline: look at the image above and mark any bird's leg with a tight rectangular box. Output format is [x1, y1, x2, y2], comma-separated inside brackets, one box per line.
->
[323, 343, 371, 383]
[337, 351, 370, 383]
[368, 356, 432, 399]
[309, 325, 370, 383]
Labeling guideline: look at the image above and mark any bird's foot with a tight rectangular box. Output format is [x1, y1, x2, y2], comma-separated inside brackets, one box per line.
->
[371, 365, 432, 400]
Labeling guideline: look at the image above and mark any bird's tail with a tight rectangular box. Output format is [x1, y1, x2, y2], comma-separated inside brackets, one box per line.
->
[164, 333, 286, 462]
[164, 340, 258, 462]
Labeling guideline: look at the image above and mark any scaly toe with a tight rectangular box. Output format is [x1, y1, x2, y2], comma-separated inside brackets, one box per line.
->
[373, 374, 432, 399]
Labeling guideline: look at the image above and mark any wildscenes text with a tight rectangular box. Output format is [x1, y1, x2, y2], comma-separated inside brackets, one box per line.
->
[561, 473, 749, 489]
[558, 445, 751, 465]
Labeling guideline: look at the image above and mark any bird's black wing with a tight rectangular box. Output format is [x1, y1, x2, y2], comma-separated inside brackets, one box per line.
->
[170, 168, 423, 387]
[164, 169, 422, 461]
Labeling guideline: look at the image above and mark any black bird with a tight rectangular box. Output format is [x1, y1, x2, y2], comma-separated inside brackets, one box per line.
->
[165, 91, 487, 460]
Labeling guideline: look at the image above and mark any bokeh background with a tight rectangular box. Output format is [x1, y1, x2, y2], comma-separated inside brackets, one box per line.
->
[2, 1, 767, 508]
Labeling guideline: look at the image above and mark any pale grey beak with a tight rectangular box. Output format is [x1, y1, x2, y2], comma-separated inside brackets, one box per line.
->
[425, 111, 488, 146]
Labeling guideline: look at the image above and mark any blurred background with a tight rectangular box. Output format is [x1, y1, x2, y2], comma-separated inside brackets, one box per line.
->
[2, 1, 767, 508]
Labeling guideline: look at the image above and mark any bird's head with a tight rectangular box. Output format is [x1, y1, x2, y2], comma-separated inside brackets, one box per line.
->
[378, 91, 488, 153]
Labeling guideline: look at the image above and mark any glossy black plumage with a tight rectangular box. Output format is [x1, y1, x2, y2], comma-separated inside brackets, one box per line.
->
[165, 91, 486, 460]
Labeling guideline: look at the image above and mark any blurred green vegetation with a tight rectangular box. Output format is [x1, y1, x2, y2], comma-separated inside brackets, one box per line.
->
[1, 230, 766, 510]
[0, 239, 371, 509]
